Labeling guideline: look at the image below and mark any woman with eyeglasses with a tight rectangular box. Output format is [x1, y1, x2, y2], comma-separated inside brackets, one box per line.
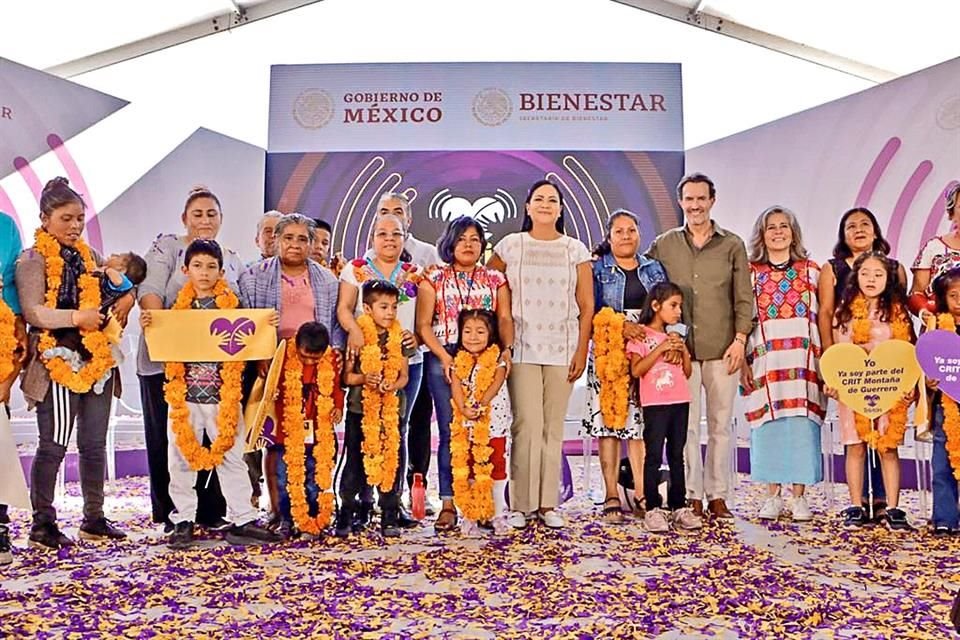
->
[336, 213, 423, 535]
[908, 183, 960, 320]
[415, 216, 514, 532]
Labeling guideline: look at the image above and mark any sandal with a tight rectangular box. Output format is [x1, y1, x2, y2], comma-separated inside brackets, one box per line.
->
[434, 507, 459, 532]
[602, 498, 624, 524]
[632, 497, 647, 519]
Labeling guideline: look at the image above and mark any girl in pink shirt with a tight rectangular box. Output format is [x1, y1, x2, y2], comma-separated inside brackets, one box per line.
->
[627, 282, 700, 532]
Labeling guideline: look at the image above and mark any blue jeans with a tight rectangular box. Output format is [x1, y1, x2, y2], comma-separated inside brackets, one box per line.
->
[270, 444, 319, 520]
[424, 347, 457, 500]
[932, 405, 960, 529]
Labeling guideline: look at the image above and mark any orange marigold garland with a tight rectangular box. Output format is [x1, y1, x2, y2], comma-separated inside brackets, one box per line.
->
[34, 229, 114, 393]
[0, 297, 17, 382]
[164, 279, 244, 471]
[281, 340, 337, 534]
[850, 294, 912, 452]
[592, 307, 629, 430]
[936, 313, 960, 480]
[450, 345, 500, 522]
[357, 313, 403, 491]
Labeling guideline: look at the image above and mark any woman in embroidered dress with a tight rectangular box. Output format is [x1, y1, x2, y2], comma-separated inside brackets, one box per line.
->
[741, 206, 826, 522]
[908, 182, 960, 320]
[16, 178, 133, 549]
[586, 209, 667, 524]
[337, 213, 423, 528]
[416, 216, 513, 532]
[488, 180, 594, 530]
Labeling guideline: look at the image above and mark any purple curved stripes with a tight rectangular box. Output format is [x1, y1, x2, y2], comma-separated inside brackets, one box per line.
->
[855, 137, 901, 208]
[48, 134, 103, 252]
[920, 181, 960, 247]
[13, 157, 42, 204]
[0, 185, 21, 235]
[886, 160, 933, 258]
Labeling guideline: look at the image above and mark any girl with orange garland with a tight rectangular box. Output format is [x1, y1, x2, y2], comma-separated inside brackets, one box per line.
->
[827, 251, 916, 530]
[142, 240, 281, 549]
[449, 309, 511, 536]
[926, 267, 960, 535]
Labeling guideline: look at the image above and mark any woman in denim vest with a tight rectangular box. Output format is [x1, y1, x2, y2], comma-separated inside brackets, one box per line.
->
[586, 209, 667, 523]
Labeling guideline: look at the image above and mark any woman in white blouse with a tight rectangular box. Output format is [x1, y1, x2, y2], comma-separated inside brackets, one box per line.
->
[489, 180, 594, 529]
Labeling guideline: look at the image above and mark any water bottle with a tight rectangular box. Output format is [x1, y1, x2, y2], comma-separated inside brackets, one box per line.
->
[411, 473, 426, 521]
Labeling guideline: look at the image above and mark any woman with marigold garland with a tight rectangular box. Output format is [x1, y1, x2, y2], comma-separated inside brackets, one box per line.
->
[141, 239, 281, 549]
[15, 178, 134, 550]
[740, 207, 826, 523]
[449, 309, 511, 535]
[924, 267, 960, 536]
[587, 209, 666, 525]
[337, 280, 412, 538]
[826, 251, 916, 530]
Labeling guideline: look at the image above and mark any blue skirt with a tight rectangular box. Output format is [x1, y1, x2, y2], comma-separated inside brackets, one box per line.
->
[750, 416, 823, 485]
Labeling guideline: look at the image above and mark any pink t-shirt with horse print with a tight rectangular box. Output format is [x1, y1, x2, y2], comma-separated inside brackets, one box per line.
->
[626, 328, 692, 407]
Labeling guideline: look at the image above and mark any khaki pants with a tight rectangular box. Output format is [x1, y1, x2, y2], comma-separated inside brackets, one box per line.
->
[508, 363, 572, 513]
[684, 360, 738, 502]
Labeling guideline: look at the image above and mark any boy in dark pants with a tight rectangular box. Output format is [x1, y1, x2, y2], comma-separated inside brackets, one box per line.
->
[336, 281, 412, 538]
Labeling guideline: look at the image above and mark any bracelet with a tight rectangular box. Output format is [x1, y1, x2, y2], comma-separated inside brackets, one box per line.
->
[734, 336, 746, 346]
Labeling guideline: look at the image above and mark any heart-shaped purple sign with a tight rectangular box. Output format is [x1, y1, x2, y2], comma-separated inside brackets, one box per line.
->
[916, 330, 960, 402]
[209, 316, 256, 356]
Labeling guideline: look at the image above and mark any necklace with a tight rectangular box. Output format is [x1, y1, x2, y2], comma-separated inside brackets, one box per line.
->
[453, 266, 478, 310]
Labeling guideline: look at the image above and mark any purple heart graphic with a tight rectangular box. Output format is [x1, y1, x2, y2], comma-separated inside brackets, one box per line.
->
[917, 330, 960, 402]
[262, 416, 275, 438]
[864, 394, 880, 407]
[209, 316, 256, 356]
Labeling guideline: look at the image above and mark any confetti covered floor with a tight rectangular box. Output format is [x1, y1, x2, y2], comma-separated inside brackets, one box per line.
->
[1, 465, 958, 639]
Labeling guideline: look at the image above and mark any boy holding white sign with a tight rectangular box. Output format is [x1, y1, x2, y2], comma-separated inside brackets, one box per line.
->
[141, 239, 281, 548]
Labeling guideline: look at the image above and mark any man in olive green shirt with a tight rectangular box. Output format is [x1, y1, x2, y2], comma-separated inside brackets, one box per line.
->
[647, 173, 753, 519]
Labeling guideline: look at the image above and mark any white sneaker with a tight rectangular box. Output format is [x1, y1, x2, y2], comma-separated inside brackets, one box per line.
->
[506, 511, 528, 529]
[643, 508, 670, 533]
[672, 507, 703, 530]
[758, 496, 783, 520]
[791, 496, 813, 522]
[539, 510, 566, 529]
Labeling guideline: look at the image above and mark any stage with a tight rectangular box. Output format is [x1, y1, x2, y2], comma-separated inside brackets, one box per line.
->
[0, 463, 955, 639]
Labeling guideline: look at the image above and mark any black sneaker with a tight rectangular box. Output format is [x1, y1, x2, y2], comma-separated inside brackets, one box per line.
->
[884, 508, 912, 532]
[380, 509, 401, 538]
[335, 507, 353, 539]
[28, 522, 75, 550]
[203, 517, 233, 532]
[397, 508, 420, 529]
[932, 525, 956, 538]
[168, 521, 195, 549]
[842, 506, 866, 528]
[224, 521, 284, 546]
[0, 524, 12, 565]
[79, 518, 127, 541]
[353, 501, 374, 532]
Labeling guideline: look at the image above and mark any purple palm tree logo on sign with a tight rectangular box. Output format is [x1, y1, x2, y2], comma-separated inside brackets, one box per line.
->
[209, 317, 256, 356]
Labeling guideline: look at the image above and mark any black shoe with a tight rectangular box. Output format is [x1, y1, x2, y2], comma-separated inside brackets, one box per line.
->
[28, 522, 75, 550]
[79, 517, 127, 541]
[0, 504, 10, 525]
[842, 506, 866, 528]
[884, 508, 912, 532]
[0, 525, 12, 565]
[224, 521, 284, 546]
[168, 521, 195, 549]
[203, 517, 233, 532]
[397, 508, 420, 529]
[335, 507, 353, 539]
[162, 521, 175, 535]
[353, 501, 373, 532]
[932, 525, 956, 538]
[381, 510, 401, 538]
